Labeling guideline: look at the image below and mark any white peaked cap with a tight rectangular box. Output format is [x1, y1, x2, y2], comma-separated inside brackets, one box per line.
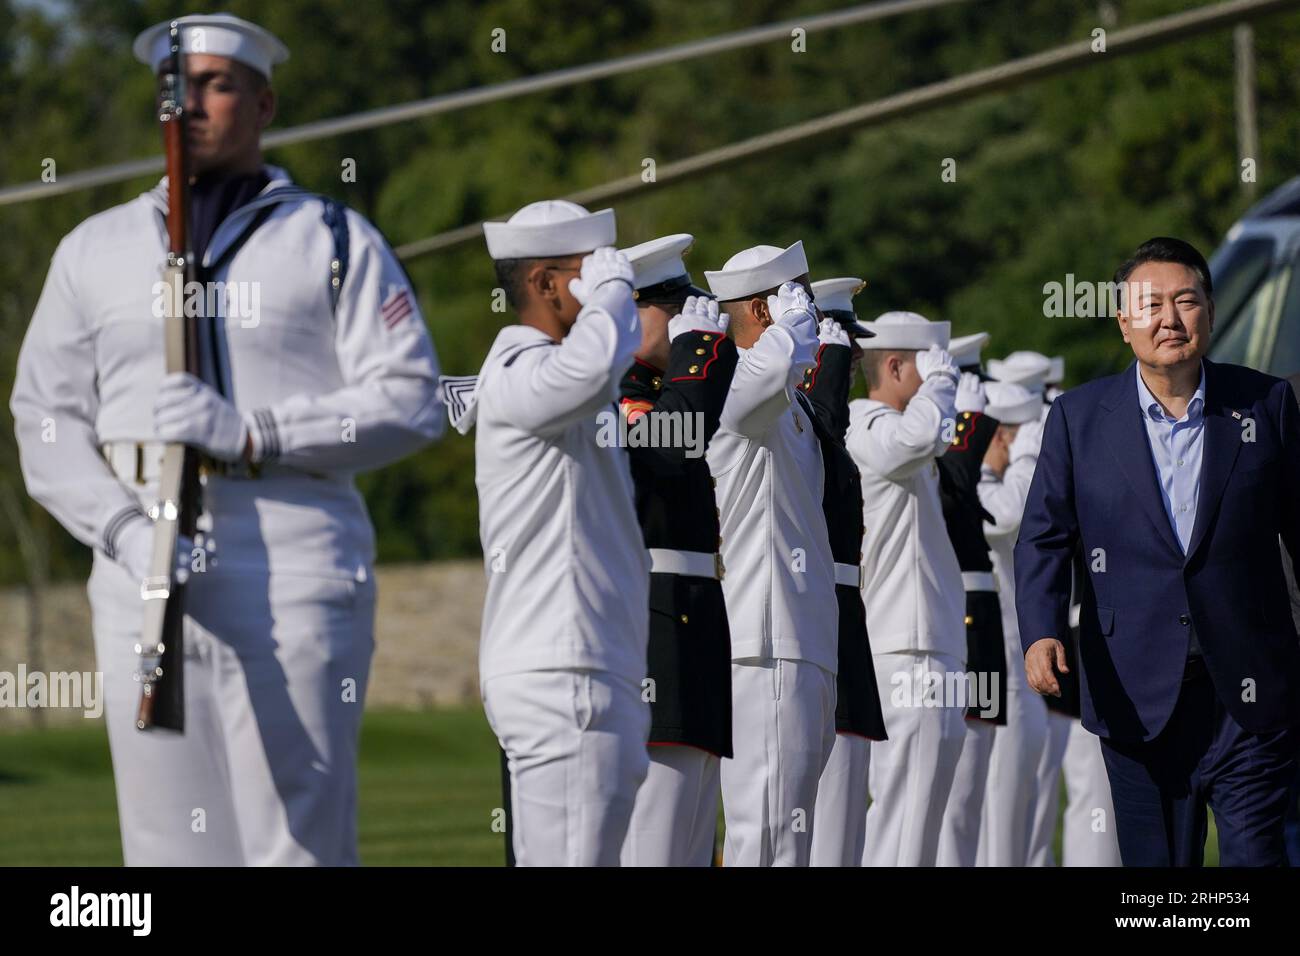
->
[810, 277, 865, 313]
[857, 311, 950, 350]
[987, 350, 1054, 394]
[985, 382, 1041, 425]
[704, 241, 808, 301]
[134, 14, 289, 79]
[1046, 355, 1066, 385]
[483, 200, 617, 260]
[949, 332, 990, 369]
[622, 233, 694, 288]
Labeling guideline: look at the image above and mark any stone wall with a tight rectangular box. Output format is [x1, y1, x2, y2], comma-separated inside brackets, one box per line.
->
[0, 560, 486, 729]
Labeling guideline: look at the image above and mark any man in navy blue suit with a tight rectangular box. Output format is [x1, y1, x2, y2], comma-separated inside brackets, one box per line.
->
[1015, 237, 1300, 866]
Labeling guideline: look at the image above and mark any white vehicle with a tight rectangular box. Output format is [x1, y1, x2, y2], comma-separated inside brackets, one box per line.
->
[1208, 176, 1300, 385]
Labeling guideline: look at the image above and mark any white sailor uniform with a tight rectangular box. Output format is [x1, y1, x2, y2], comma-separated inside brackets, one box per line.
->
[705, 245, 839, 867]
[849, 313, 968, 867]
[10, 164, 443, 865]
[976, 383, 1046, 867]
[473, 201, 650, 867]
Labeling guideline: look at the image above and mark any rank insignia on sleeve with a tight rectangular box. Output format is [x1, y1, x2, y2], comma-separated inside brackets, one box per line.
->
[620, 398, 654, 425]
[380, 287, 413, 329]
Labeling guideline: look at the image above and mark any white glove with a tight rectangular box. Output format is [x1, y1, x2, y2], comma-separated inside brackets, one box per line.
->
[668, 295, 727, 342]
[915, 344, 959, 385]
[817, 318, 851, 348]
[766, 282, 818, 361]
[568, 246, 634, 306]
[153, 372, 249, 463]
[955, 372, 986, 413]
[1011, 417, 1044, 462]
[114, 521, 195, 588]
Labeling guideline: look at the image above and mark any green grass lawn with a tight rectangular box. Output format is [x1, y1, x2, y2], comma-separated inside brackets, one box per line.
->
[0, 709, 506, 866]
[0, 710, 1218, 866]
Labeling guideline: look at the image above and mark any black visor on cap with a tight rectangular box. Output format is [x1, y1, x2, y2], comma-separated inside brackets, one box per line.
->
[634, 273, 714, 306]
[823, 307, 873, 337]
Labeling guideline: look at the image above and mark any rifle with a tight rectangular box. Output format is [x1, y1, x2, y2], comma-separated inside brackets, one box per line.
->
[137, 21, 199, 732]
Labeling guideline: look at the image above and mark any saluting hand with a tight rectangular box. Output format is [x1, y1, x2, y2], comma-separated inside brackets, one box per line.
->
[955, 372, 986, 413]
[568, 246, 634, 306]
[668, 295, 727, 341]
[153, 372, 251, 463]
[817, 318, 851, 348]
[765, 282, 819, 361]
[1025, 637, 1069, 697]
[915, 344, 959, 385]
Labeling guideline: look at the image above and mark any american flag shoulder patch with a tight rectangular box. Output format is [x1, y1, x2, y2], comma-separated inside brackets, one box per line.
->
[380, 286, 414, 329]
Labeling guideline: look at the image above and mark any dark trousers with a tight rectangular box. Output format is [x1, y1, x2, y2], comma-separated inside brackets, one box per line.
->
[1099, 659, 1298, 866]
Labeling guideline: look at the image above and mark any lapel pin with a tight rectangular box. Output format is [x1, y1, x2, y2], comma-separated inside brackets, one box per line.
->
[1231, 410, 1242, 420]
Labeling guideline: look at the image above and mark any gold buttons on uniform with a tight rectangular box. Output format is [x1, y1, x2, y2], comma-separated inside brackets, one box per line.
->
[688, 365, 700, 373]
[963, 411, 972, 419]
[680, 615, 689, 624]
[651, 377, 662, 389]
[964, 615, 974, 626]
[696, 348, 706, 355]
[702, 334, 713, 342]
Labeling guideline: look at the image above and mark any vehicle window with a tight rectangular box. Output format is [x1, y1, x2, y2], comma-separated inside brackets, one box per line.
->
[1209, 235, 1277, 368]
[1267, 258, 1300, 378]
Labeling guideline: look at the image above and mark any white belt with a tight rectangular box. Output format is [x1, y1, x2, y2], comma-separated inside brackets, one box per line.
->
[962, 571, 997, 592]
[102, 440, 269, 484]
[101, 441, 167, 486]
[648, 548, 724, 581]
[834, 562, 864, 589]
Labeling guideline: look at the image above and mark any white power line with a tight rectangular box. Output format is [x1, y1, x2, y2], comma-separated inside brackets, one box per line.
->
[394, 0, 1300, 261]
[0, 0, 977, 207]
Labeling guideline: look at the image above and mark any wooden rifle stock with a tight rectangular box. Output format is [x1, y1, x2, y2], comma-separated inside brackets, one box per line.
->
[136, 21, 199, 732]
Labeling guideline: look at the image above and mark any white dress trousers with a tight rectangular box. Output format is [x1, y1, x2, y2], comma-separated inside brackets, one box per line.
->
[937, 718, 996, 866]
[483, 668, 649, 867]
[621, 744, 720, 866]
[90, 554, 375, 866]
[810, 732, 872, 866]
[1060, 718, 1123, 866]
[863, 650, 967, 867]
[1028, 708, 1073, 865]
[721, 658, 837, 867]
[978, 683, 1049, 866]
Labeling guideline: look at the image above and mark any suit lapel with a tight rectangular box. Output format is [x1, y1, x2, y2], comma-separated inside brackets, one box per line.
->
[1101, 363, 1183, 558]
[1185, 360, 1243, 563]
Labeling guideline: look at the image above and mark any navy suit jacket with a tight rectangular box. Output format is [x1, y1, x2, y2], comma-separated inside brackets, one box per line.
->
[1015, 358, 1300, 742]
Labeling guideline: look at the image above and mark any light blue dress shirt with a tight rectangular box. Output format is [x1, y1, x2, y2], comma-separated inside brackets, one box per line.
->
[1135, 362, 1206, 554]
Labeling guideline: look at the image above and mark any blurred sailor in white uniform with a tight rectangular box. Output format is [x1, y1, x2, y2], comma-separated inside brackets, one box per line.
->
[704, 243, 838, 866]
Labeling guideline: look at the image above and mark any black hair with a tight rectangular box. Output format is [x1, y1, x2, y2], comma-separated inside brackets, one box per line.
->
[1113, 237, 1213, 297]
[493, 258, 539, 311]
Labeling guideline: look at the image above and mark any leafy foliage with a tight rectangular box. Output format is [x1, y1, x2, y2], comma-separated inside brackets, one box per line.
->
[2, 0, 1298, 583]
